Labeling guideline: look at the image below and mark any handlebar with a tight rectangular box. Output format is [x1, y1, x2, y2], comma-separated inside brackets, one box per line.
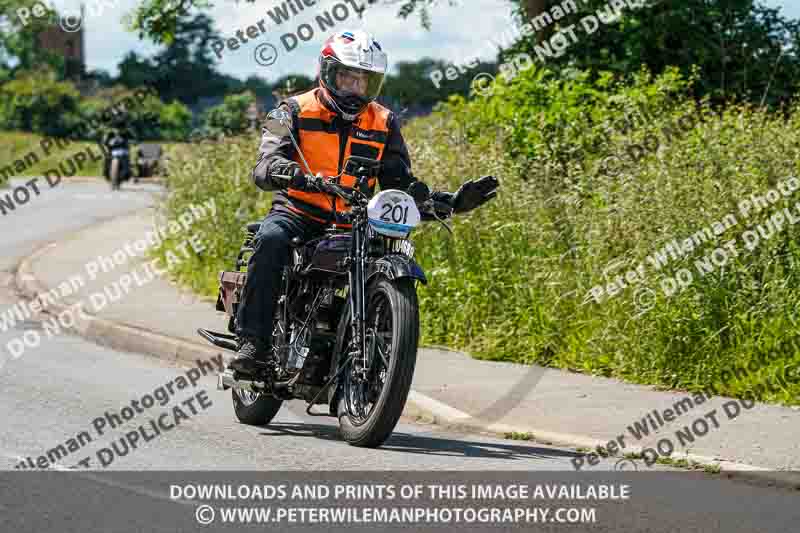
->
[305, 175, 357, 202]
[271, 173, 356, 201]
[272, 173, 454, 222]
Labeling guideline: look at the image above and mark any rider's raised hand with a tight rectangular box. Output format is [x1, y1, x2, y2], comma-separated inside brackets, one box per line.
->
[451, 175, 499, 213]
[407, 181, 431, 204]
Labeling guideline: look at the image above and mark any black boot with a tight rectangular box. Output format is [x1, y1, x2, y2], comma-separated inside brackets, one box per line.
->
[228, 337, 271, 375]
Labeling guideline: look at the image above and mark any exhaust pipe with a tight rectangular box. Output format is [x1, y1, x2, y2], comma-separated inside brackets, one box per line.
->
[217, 369, 267, 393]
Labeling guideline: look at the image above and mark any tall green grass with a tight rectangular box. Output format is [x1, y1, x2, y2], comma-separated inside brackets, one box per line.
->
[148, 132, 267, 297]
[1, 131, 103, 178]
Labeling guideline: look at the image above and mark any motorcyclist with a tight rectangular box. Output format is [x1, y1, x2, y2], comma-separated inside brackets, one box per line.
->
[229, 30, 499, 375]
[102, 126, 131, 179]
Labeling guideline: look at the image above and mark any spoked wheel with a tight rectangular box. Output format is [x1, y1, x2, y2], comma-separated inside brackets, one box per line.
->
[344, 295, 392, 425]
[337, 278, 419, 448]
[232, 300, 288, 426]
[232, 385, 284, 426]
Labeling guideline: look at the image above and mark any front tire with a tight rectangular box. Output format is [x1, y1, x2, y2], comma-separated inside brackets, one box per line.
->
[232, 389, 283, 426]
[110, 159, 121, 190]
[337, 277, 419, 448]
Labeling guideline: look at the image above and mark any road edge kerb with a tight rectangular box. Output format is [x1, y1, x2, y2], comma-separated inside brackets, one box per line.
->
[12, 212, 800, 489]
[15, 240, 221, 366]
[405, 392, 800, 490]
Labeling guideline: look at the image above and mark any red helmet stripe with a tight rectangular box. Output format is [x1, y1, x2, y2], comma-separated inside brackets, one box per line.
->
[322, 43, 336, 58]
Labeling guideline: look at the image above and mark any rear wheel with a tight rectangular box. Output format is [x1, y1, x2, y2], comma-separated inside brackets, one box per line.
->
[232, 296, 285, 426]
[337, 277, 419, 447]
[232, 388, 283, 426]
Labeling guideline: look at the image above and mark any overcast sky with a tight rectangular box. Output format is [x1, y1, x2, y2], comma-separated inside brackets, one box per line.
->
[43, 0, 800, 82]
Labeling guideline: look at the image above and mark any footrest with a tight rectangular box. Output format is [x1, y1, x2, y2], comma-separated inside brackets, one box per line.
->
[197, 328, 238, 352]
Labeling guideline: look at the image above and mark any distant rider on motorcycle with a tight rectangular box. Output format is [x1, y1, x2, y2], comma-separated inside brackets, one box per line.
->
[102, 126, 132, 180]
[229, 30, 499, 375]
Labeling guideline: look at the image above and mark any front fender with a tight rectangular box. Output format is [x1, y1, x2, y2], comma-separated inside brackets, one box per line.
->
[367, 255, 427, 285]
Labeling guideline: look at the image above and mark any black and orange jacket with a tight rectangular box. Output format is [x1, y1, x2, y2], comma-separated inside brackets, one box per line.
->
[252, 88, 414, 225]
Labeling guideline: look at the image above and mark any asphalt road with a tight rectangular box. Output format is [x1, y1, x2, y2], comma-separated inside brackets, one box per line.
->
[0, 180, 796, 532]
[0, 179, 588, 472]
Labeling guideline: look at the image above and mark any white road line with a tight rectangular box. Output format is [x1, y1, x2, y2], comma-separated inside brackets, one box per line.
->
[407, 390, 472, 421]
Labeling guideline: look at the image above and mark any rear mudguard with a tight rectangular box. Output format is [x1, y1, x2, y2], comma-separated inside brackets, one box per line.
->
[328, 254, 426, 412]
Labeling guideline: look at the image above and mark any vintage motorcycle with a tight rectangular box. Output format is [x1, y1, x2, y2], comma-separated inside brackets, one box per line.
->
[104, 132, 133, 190]
[198, 109, 487, 448]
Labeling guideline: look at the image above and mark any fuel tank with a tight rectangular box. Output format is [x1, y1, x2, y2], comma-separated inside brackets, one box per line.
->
[304, 233, 351, 276]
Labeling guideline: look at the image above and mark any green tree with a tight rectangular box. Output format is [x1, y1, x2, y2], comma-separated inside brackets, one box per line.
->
[117, 51, 159, 88]
[382, 57, 497, 108]
[80, 84, 192, 141]
[242, 74, 274, 101]
[271, 74, 315, 99]
[0, 68, 81, 135]
[117, 13, 231, 106]
[83, 68, 116, 88]
[0, 0, 66, 81]
[157, 100, 193, 140]
[126, 0, 458, 43]
[151, 13, 227, 105]
[502, 0, 800, 106]
[202, 92, 256, 136]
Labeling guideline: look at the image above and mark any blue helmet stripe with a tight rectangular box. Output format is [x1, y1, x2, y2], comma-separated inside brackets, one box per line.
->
[369, 219, 412, 233]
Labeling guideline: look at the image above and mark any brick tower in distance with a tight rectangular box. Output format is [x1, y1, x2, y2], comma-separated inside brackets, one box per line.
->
[37, 5, 85, 81]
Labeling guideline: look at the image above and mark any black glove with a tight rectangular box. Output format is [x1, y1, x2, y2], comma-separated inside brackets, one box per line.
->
[450, 175, 499, 213]
[273, 162, 309, 190]
[407, 181, 430, 203]
[424, 191, 455, 220]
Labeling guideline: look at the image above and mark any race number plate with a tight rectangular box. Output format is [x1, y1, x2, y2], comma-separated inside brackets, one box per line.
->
[367, 190, 421, 238]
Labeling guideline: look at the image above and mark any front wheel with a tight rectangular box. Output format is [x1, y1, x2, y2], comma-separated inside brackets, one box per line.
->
[337, 277, 419, 448]
[110, 158, 121, 190]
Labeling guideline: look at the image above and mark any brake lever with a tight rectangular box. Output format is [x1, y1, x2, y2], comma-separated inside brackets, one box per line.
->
[273, 173, 327, 194]
[421, 199, 454, 235]
[321, 178, 357, 203]
[433, 209, 453, 235]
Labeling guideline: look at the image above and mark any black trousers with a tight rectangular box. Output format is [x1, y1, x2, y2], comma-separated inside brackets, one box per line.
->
[235, 208, 327, 343]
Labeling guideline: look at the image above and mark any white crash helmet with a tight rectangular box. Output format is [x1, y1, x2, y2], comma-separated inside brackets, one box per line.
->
[318, 30, 388, 119]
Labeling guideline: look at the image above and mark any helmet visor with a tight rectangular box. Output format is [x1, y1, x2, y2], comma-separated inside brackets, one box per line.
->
[326, 62, 384, 102]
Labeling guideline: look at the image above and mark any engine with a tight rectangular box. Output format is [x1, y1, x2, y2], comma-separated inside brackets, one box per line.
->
[279, 280, 344, 402]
